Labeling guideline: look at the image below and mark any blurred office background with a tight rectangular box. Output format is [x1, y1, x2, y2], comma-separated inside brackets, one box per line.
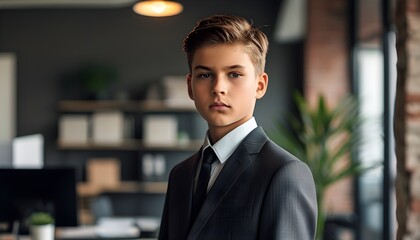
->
[1, 0, 418, 239]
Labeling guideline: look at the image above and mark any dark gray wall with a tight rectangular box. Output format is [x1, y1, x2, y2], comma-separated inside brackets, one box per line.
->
[0, 0, 302, 180]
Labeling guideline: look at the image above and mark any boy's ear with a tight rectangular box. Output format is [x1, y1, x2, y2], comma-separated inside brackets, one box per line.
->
[187, 73, 194, 100]
[256, 73, 268, 99]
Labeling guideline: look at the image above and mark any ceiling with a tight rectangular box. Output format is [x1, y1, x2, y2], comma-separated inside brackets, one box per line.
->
[0, 0, 380, 45]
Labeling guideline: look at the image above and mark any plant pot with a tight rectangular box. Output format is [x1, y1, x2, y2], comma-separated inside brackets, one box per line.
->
[30, 224, 55, 240]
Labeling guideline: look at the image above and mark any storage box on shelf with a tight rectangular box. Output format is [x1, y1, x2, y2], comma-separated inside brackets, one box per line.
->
[57, 100, 202, 150]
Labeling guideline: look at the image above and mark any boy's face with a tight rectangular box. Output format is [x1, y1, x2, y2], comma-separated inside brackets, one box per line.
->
[187, 44, 268, 141]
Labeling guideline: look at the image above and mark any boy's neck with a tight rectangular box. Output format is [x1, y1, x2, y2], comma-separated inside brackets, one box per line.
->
[207, 128, 225, 145]
[207, 117, 254, 144]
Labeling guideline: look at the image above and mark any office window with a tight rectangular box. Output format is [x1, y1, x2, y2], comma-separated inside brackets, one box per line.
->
[353, 0, 397, 239]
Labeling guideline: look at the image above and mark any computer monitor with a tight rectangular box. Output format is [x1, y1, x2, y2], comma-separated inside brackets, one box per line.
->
[0, 168, 78, 234]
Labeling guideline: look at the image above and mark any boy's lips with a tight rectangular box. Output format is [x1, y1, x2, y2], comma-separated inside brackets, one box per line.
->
[209, 101, 230, 110]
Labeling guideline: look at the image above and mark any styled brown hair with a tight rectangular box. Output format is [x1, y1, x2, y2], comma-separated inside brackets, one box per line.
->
[183, 15, 269, 75]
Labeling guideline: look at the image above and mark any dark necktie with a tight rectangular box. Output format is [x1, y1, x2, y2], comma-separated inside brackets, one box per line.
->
[191, 147, 217, 222]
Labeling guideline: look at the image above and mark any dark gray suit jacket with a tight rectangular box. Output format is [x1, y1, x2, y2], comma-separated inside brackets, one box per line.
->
[158, 127, 317, 240]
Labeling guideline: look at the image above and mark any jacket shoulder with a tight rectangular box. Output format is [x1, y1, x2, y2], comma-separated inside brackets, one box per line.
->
[259, 140, 303, 166]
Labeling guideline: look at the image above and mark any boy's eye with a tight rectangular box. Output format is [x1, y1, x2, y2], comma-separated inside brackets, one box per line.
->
[228, 72, 242, 78]
[197, 73, 213, 79]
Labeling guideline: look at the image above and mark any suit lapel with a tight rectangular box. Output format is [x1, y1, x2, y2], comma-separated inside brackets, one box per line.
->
[171, 151, 200, 239]
[187, 127, 269, 240]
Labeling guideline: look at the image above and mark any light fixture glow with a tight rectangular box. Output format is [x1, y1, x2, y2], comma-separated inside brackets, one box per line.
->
[133, 0, 183, 17]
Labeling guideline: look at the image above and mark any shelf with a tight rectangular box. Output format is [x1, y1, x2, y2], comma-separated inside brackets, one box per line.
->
[58, 99, 199, 226]
[59, 100, 197, 113]
[57, 100, 202, 151]
[58, 139, 203, 151]
[77, 181, 167, 225]
[77, 181, 168, 197]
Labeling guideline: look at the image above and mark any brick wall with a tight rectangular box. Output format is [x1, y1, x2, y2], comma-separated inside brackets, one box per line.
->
[395, 0, 420, 239]
[305, 0, 350, 108]
[305, 0, 354, 215]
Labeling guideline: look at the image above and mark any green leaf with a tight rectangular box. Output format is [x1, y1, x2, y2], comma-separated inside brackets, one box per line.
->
[27, 212, 54, 226]
[268, 91, 380, 239]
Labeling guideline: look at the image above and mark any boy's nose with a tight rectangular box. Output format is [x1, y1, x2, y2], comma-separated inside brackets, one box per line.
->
[211, 77, 227, 95]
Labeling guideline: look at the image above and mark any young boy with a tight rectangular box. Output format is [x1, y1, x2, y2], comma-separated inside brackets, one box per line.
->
[158, 15, 317, 240]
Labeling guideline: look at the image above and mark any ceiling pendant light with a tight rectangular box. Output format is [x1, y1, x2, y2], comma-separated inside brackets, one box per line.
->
[133, 0, 183, 17]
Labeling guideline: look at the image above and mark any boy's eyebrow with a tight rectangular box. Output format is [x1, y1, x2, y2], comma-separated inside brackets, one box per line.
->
[193, 65, 246, 71]
[194, 65, 212, 71]
[226, 65, 246, 70]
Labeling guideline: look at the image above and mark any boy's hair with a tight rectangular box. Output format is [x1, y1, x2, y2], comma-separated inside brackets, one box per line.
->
[183, 15, 269, 75]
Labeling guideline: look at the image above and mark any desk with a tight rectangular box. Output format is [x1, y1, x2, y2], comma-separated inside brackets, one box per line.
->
[0, 235, 155, 240]
[54, 216, 159, 240]
[0, 226, 157, 240]
[0, 217, 159, 240]
[56, 225, 157, 240]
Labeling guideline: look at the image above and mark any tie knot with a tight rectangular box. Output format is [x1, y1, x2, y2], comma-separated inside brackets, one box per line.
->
[203, 147, 217, 165]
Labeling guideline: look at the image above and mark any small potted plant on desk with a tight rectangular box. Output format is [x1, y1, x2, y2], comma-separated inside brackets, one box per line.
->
[27, 212, 55, 240]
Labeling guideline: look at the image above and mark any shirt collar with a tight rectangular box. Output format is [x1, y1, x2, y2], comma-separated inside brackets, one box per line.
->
[202, 117, 257, 164]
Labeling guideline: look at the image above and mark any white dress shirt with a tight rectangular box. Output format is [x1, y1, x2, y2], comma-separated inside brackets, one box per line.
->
[194, 117, 258, 193]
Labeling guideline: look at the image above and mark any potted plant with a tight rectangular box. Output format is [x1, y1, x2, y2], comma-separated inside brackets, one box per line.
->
[27, 212, 55, 240]
[79, 64, 118, 100]
[270, 92, 375, 240]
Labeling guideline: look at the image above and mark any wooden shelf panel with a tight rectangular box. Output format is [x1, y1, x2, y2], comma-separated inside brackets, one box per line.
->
[77, 181, 168, 197]
[58, 139, 139, 150]
[58, 139, 202, 151]
[59, 100, 196, 113]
